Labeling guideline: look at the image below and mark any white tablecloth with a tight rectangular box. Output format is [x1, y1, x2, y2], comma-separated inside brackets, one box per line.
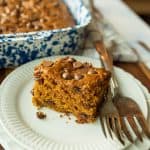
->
[83, 0, 150, 68]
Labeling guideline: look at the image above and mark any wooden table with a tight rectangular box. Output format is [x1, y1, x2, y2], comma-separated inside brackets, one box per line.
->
[124, 0, 150, 15]
[0, 62, 149, 150]
[115, 62, 150, 92]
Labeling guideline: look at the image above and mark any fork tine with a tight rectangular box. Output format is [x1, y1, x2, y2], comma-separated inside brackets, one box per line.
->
[115, 117, 125, 145]
[136, 115, 150, 138]
[110, 117, 119, 139]
[127, 116, 143, 142]
[138, 41, 150, 52]
[106, 117, 113, 138]
[111, 117, 117, 139]
[120, 117, 134, 143]
[100, 116, 107, 137]
[110, 117, 125, 144]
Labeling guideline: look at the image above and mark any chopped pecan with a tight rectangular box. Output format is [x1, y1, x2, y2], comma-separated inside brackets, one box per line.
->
[87, 69, 97, 75]
[73, 61, 83, 69]
[36, 111, 46, 119]
[66, 57, 76, 63]
[74, 74, 84, 80]
[42, 60, 54, 67]
[31, 89, 34, 96]
[62, 72, 72, 80]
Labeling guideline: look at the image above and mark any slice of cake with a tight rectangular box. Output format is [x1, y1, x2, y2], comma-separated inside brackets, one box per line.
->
[32, 57, 111, 123]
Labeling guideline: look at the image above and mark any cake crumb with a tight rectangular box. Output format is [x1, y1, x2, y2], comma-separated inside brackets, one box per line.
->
[36, 111, 46, 119]
[65, 112, 70, 116]
[60, 114, 63, 118]
[75, 119, 86, 124]
[37, 106, 42, 110]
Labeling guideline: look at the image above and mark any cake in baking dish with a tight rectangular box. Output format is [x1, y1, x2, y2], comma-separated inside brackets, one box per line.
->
[0, 0, 75, 34]
[32, 57, 111, 123]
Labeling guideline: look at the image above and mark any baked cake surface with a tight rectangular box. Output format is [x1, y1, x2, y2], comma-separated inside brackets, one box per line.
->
[0, 0, 75, 34]
[32, 57, 111, 123]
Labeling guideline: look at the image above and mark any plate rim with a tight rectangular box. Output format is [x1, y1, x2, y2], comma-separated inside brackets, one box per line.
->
[0, 55, 149, 150]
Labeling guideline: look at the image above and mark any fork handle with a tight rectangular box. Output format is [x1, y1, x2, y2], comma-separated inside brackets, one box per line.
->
[94, 40, 119, 96]
[94, 41, 113, 70]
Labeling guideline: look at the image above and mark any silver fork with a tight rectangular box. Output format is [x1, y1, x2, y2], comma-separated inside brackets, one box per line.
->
[96, 40, 150, 143]
[95, 41, 124, 144]
[89, 0, 150, 143]
[138, 41, 150, 52]
[89, 0, 125, 144]
[134, 41, 150, 81]
[99, 87, 124, 144]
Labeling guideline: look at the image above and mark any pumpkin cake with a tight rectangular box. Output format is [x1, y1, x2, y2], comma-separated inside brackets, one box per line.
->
[0, 0, 75, 34]
[32, 57, 111, 123]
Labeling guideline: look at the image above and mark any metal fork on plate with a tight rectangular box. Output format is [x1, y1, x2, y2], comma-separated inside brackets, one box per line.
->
[95, 41, 125, 144]
[89, 0, 150, 143]
[99, 86, 124, 144]
[95, 41, 150, 144]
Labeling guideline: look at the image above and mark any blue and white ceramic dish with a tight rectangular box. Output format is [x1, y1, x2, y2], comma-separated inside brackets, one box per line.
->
[0, 0, 91, 68]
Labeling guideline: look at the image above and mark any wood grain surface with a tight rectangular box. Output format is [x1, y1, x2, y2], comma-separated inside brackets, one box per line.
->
[124, 0, 150, 15]
[0, 62, 149, 150]
[0, 145, 4, 150]
[115, 62, 150, 92]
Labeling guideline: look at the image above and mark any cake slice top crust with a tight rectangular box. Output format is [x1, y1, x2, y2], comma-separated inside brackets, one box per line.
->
[33, 57, 111, 87]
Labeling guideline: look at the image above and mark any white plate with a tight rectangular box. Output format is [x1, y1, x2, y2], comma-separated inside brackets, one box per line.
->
[0, 56, 148, 150]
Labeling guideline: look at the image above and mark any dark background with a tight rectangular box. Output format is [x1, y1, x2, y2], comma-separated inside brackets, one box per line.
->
[124, 0, 150, 25]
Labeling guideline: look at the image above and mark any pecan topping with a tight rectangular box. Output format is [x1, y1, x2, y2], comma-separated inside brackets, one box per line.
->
[63, 68, 69, 72]
[44, 100, 55, 105]
[42, 60, 54, 67]
[53, 2, 60, 8]
[31, 89, 34, 96]
[35, 0, 41, 3]
[36, 111, 46, 119]
[79, 113, 87, 119]
[34, 69, 41, 79]
[74, 74, 84, 80]
[26, 22, 33, 28]
[0, 0, 6, 6]
[34, 25, 41, 30]
[0, 0, 75, 34]
[62, 72, 72, 80]
[66, 57, 76, 63]
[83, 62, 92, 68]
[73, 61, 83, 69]
[37, 78, 44, 84]
[76, 113, 88, 124]
[10, 9, 20, 17]
[87, 69, 97, 75]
